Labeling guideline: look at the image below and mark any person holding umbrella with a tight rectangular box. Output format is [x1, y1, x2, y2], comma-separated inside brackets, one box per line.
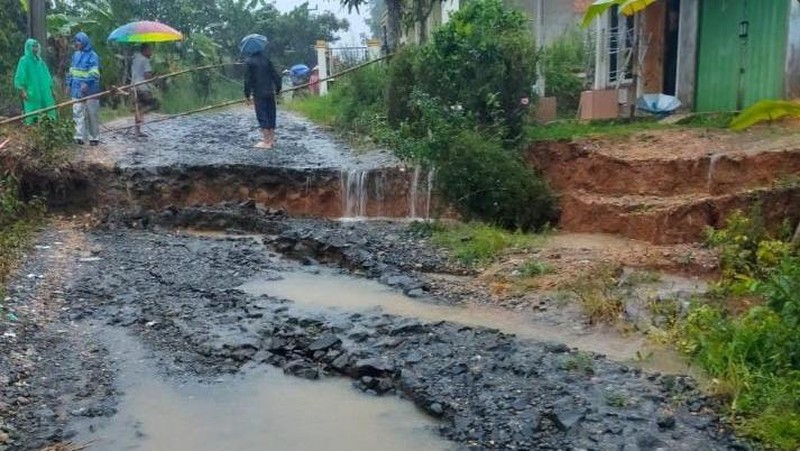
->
[131, 43, 159, 138]
[66, 32, 101, 145]
[14, 38, 57, 125]
[107, 21, 183, 138]
[241, 34, 282, 150]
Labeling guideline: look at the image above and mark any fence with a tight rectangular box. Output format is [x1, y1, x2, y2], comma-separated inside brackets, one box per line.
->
[314, 40, 382, 96]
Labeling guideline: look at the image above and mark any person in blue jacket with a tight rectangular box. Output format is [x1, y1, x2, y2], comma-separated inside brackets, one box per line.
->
[66, 32, 101, 145]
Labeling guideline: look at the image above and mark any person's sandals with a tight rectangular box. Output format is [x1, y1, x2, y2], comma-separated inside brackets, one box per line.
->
[254, 141, 274, 150]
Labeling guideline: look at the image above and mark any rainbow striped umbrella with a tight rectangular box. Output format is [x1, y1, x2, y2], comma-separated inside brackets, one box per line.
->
[108, 21, 183, 43]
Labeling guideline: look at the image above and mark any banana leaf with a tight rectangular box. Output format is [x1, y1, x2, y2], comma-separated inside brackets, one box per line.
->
[582, 0, 658, 27]
[730, 100, 800, 131]
[581, 0, 622, 28]
[620, 0, 657, 15]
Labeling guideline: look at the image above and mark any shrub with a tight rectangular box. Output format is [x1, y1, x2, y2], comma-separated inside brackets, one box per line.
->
[327, 63, 387, 133]
[388, 92, 556, 230]
[705, 208, 793, 295]
[679, 211, 800, 448]
[541, 31, 588, 117]
[412, 0, 538, 143]
[430, 222, 542, 266]
[386, 47, 417, 127]
[26, 117, 73, 168]
[436, 129, 556, 230]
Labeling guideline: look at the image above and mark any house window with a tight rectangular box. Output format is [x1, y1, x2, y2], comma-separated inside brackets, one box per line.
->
[608, 5, 635, 84]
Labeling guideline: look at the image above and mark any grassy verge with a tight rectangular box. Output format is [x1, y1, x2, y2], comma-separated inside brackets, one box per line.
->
[670, 211, 800, 449]
[0, 204, 45, 300]
[284, 96, 337, 127]
[526, 113, 735, 142]
[160, 76, 243, 115]
[416, 221, 544, 266]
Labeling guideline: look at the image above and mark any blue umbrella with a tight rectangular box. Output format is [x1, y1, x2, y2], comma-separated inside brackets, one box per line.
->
[240, 34, 268, 56]
[290, 64, 310, 78]
[636, 94, 682, 115]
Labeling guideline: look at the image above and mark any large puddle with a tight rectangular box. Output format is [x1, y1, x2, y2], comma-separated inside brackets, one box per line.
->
[80, 329, 451, 451]
[239, 270, 695, 374]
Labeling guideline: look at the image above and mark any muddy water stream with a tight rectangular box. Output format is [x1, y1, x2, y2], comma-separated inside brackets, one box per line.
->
[80, 329, 451, 451]
[239, 270, 695, 375]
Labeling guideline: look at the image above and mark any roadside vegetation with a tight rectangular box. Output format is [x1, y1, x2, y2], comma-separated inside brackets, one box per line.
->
[0, 117, 72, 300]
[526, 112, 736, 142]
[663, 209, 800, 449]
[411, 221, 543, 266]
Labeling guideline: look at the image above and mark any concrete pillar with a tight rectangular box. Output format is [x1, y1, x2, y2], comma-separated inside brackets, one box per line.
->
[676, 0, 699, 110]
[786, 1, 800, 99]
[367, 39, 381, 60]
[594, 14, 610, 89]
[315, 40, 329, 96]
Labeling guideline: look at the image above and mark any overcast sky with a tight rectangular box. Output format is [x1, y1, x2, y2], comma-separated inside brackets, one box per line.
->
[271, 0, 372, 45]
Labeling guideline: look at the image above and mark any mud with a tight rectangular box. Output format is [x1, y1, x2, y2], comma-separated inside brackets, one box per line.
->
[70, 230, 738, 448]
[74, 328, 449, 451]
[526, 139, 800, 244]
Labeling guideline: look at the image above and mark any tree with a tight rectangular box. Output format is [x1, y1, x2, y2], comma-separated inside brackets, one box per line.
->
[269, 3, 348, 68]
[366, 0, 386, 39]
[341, 0, 401, 51]
[0, 0, 28, 114]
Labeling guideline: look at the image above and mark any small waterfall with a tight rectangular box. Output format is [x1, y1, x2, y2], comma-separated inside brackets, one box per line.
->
[341, 169, 368, 217]
[707, 154, 722, 193]
[409, 166, 421, 218]
[424, 168, 436, 220]
[374, 170, 385, 217]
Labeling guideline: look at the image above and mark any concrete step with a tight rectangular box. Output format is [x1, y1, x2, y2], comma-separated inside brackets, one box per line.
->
[559, 187, 800, 244]
[527, 140, 800, 197]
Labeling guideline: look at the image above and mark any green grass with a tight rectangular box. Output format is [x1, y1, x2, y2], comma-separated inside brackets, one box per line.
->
[429, 222, 543, 266]
[0, 203, 45, 300]
[678, 303, 800, 449]
[526, 113, 735, 142]
[100, 105, 132, 123]
[518, 258, 553, 277]
[285, 95, 338, 127]
[160, 75, 243, 115]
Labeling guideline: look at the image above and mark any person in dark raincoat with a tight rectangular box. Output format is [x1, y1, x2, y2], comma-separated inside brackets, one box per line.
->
[14, 38, 57, 125]
[243, 44, 282, 149]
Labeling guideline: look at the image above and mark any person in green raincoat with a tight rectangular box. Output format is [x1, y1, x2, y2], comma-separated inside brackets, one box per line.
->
[14, 38, 57, 125]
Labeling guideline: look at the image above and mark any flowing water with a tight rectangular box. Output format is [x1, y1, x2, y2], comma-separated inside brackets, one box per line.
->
[341, 169, 369, 218]
[707, 153, 723, 193]
[238, 269, 695, 375]
[425, 168, 436, 220]
[340, 166, 436, 220]
[409, 166, 420, 218]
[78, 329, 451, 451]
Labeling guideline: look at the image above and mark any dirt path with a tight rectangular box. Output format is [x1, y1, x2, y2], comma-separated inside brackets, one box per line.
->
[0, 110, 748, 450]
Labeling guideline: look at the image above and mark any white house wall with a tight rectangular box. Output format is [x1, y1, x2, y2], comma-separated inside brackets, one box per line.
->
[786, 0, 800, 98]
[505, 0, 582, 47]
[676, 0, 699, 109]
[442, 0, 459, 24]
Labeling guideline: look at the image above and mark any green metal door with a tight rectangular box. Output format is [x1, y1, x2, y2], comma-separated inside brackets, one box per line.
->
[741, 0, 789, 107]
[695, 0, 789, 112]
